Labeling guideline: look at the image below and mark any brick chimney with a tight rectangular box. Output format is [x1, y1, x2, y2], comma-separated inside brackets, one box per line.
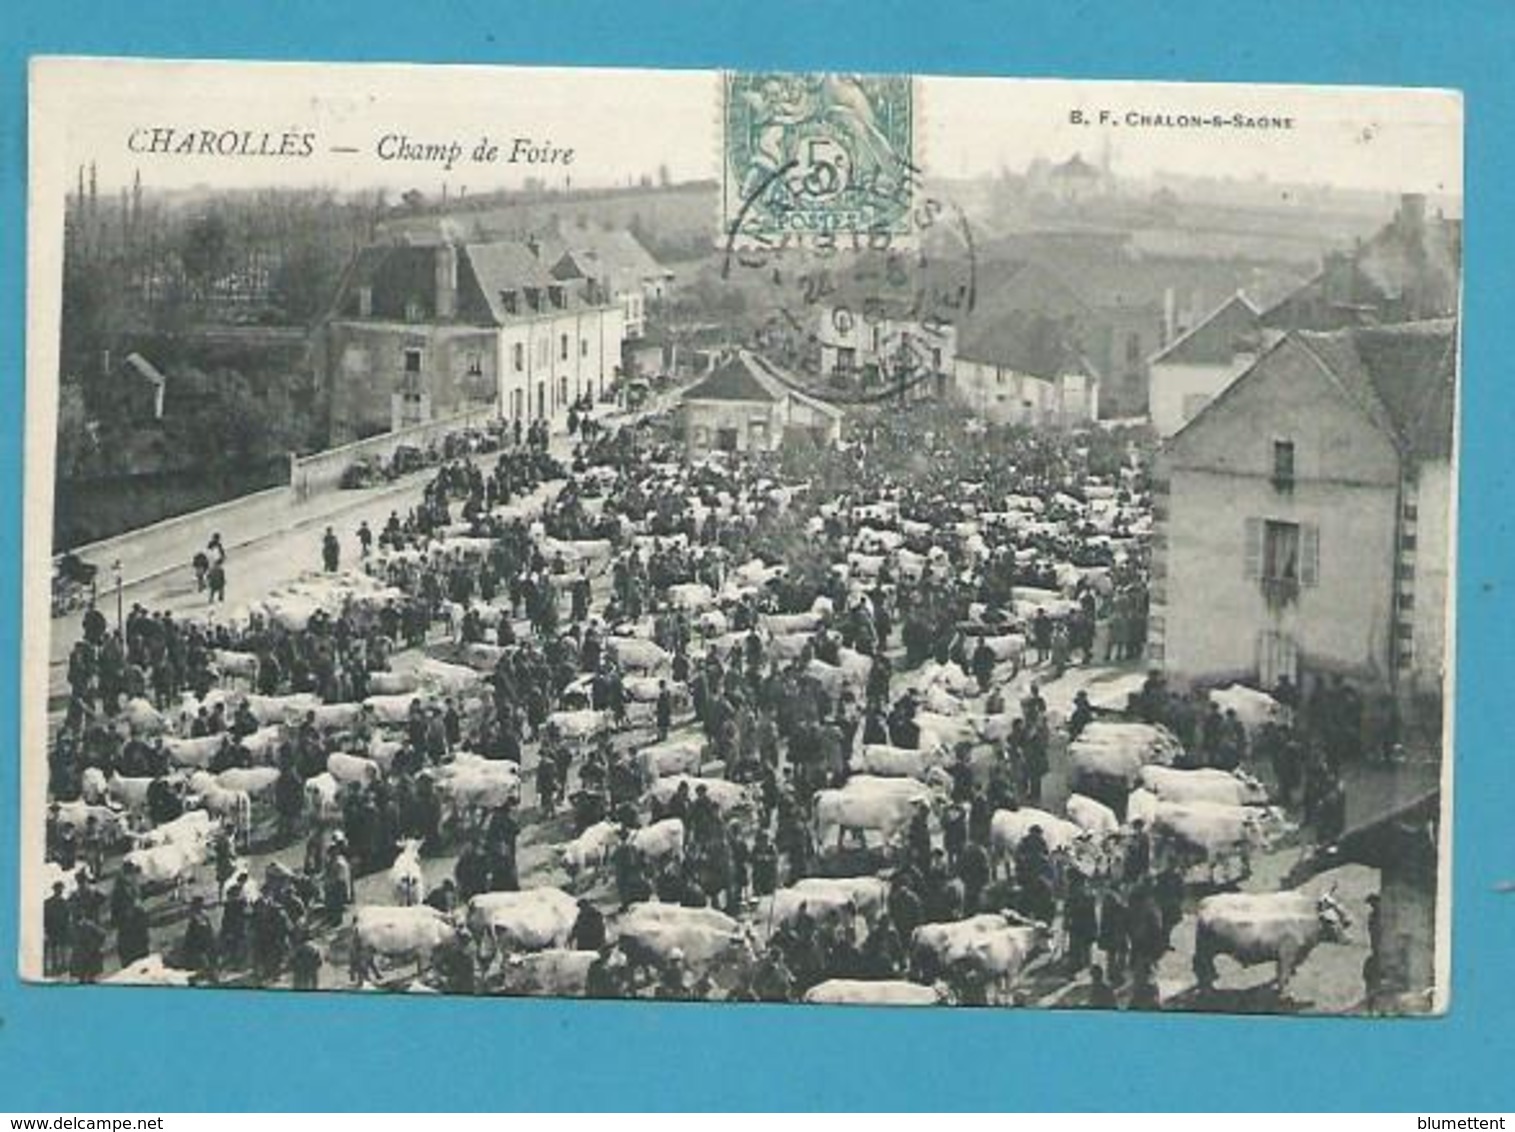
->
[1321, 250, 1354, 307]
[435, 242, 458, 320]
[1398, 192, 1427, 238]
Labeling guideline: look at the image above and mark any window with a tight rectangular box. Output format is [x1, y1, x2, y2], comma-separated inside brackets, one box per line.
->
[560, 334, 569, 361]
[1273, 440, 1296, 491]
[525, 287, 541, 312]
[405, 299, 424, 323]
[932, 347, 942, 370]
[1403, 501, 1419, 521]
[1125, 332, 1142, 365]
[1399, 592, 1416, 611]
[549, 285, 565, 310]
[501, 290, 518, 315]
[581, 338, 589, 358]
[403, 348, 422, 374]
[512, 343, 525, 373]
[1245, 517, 1318, 603]
[1401, 533, 1418, 551]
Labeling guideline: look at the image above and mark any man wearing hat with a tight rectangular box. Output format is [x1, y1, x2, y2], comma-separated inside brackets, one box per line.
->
[43, 880, 73, 976]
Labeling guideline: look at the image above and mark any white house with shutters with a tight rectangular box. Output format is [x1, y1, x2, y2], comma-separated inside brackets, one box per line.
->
[1149, 320, 1456, 712]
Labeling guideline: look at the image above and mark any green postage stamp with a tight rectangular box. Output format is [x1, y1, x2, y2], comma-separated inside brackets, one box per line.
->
[722, 71, 917, 247]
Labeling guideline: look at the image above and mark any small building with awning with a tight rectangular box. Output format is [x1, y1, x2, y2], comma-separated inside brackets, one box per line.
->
[1286, 786, 1442, 1012]
[680, 349, 844, 456]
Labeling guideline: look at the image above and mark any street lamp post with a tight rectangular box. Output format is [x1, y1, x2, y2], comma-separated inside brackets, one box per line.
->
[111, 559, 123, 638]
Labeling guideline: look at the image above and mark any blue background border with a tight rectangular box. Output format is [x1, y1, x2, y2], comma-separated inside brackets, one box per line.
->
[2, 0, 1511, 1111]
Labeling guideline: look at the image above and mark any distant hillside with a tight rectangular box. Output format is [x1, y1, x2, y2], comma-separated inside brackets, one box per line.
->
[375, 181, 720, 264]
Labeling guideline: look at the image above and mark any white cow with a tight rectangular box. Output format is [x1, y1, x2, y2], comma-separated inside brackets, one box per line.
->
[468, 888, 579, 956]
[124, 838, 209, 897]
[244, 693, 323, 726]
[989, 807, 1087, 865]
[1209, 684, 1284, 733]
[804, 979, 939, 1006]
[390, 838, 425, 906]
[1151, 800, 1289, 885]
[119, 697, 170, 737]
[856, 743, 948, 781]
[328, 752, 381, 786]
[103, 955, 195, 987]
[365, 692, 424, 726]
[351, 905, 458, 982]
[368, 671, 421, 695]
[667, 583, 716, 611]
[429, 756, 522, 831]
[911, 913, 1051, 1002]
[1193, 888, 1352, 994]
[1140, 765, 1270, 807]
[607, 637, 672, 673]
[645, 776, 752, 819]
[1065, 793, 1120, 836]
[614, 903, 749, 970]
[548, 709, 611, 742]
[627, 818, 685, 869]
[309, 703, 365, 733]
[186, 772, 254, 848]
[214, 766, 280, 800]
[637, 734, 705, 780]
[305, 772, 343, 822]
[814, 776, 935, 850]
[211, 649, 260, 686]
[161, 734, 226, 770]
[762, 611, 822, 636]
[753, 877, 889, 946]
[133, 809, 217, 851]
[558, 821, 622, 885]
[497, 949, 599, 997]
[50, 800, 127, 843]
[418, 658, 483, 695]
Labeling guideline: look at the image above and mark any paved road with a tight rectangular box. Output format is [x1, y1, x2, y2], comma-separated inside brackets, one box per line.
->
[45, 400, 666, 708]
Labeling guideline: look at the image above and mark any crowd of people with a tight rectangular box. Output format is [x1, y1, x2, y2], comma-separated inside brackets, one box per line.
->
[39, 399, 1384, 1008]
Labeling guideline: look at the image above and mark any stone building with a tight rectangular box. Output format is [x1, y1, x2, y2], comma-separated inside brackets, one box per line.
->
[319, 237, 625, 442]
[1149, 320, 1457, 717]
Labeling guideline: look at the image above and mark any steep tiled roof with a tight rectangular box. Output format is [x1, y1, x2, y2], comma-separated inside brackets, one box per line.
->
[682, 350, 788, 403]
[1150, 293, 1263, 366]
[1300, 320, 1458, 461]
[462, 242, 562, 323]
[1170, 320, 1458, 465]
[552, 228, 667, 285]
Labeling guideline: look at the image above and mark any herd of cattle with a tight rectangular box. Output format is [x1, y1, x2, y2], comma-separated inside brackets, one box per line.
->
[42, 411, 1356, 1005]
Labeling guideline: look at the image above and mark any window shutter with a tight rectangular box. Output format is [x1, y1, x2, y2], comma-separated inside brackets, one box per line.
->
[1243, 518, 1263, 580]
[1300, 523, 1319, 587]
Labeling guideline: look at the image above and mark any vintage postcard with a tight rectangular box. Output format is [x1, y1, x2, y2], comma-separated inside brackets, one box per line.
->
[22, 58, 1460, 1016]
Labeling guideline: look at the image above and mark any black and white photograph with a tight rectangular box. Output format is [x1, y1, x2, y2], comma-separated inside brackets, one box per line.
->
[22, 58, 1461, 1017]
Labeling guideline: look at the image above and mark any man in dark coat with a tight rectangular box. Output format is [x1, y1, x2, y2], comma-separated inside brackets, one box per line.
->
[569, 899, 608, 952]
[1064, 873, 1099, 973]
[44, 882, 73, 977]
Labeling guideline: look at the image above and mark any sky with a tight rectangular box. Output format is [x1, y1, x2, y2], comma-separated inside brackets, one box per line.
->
[36, 58, 1463, 203]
